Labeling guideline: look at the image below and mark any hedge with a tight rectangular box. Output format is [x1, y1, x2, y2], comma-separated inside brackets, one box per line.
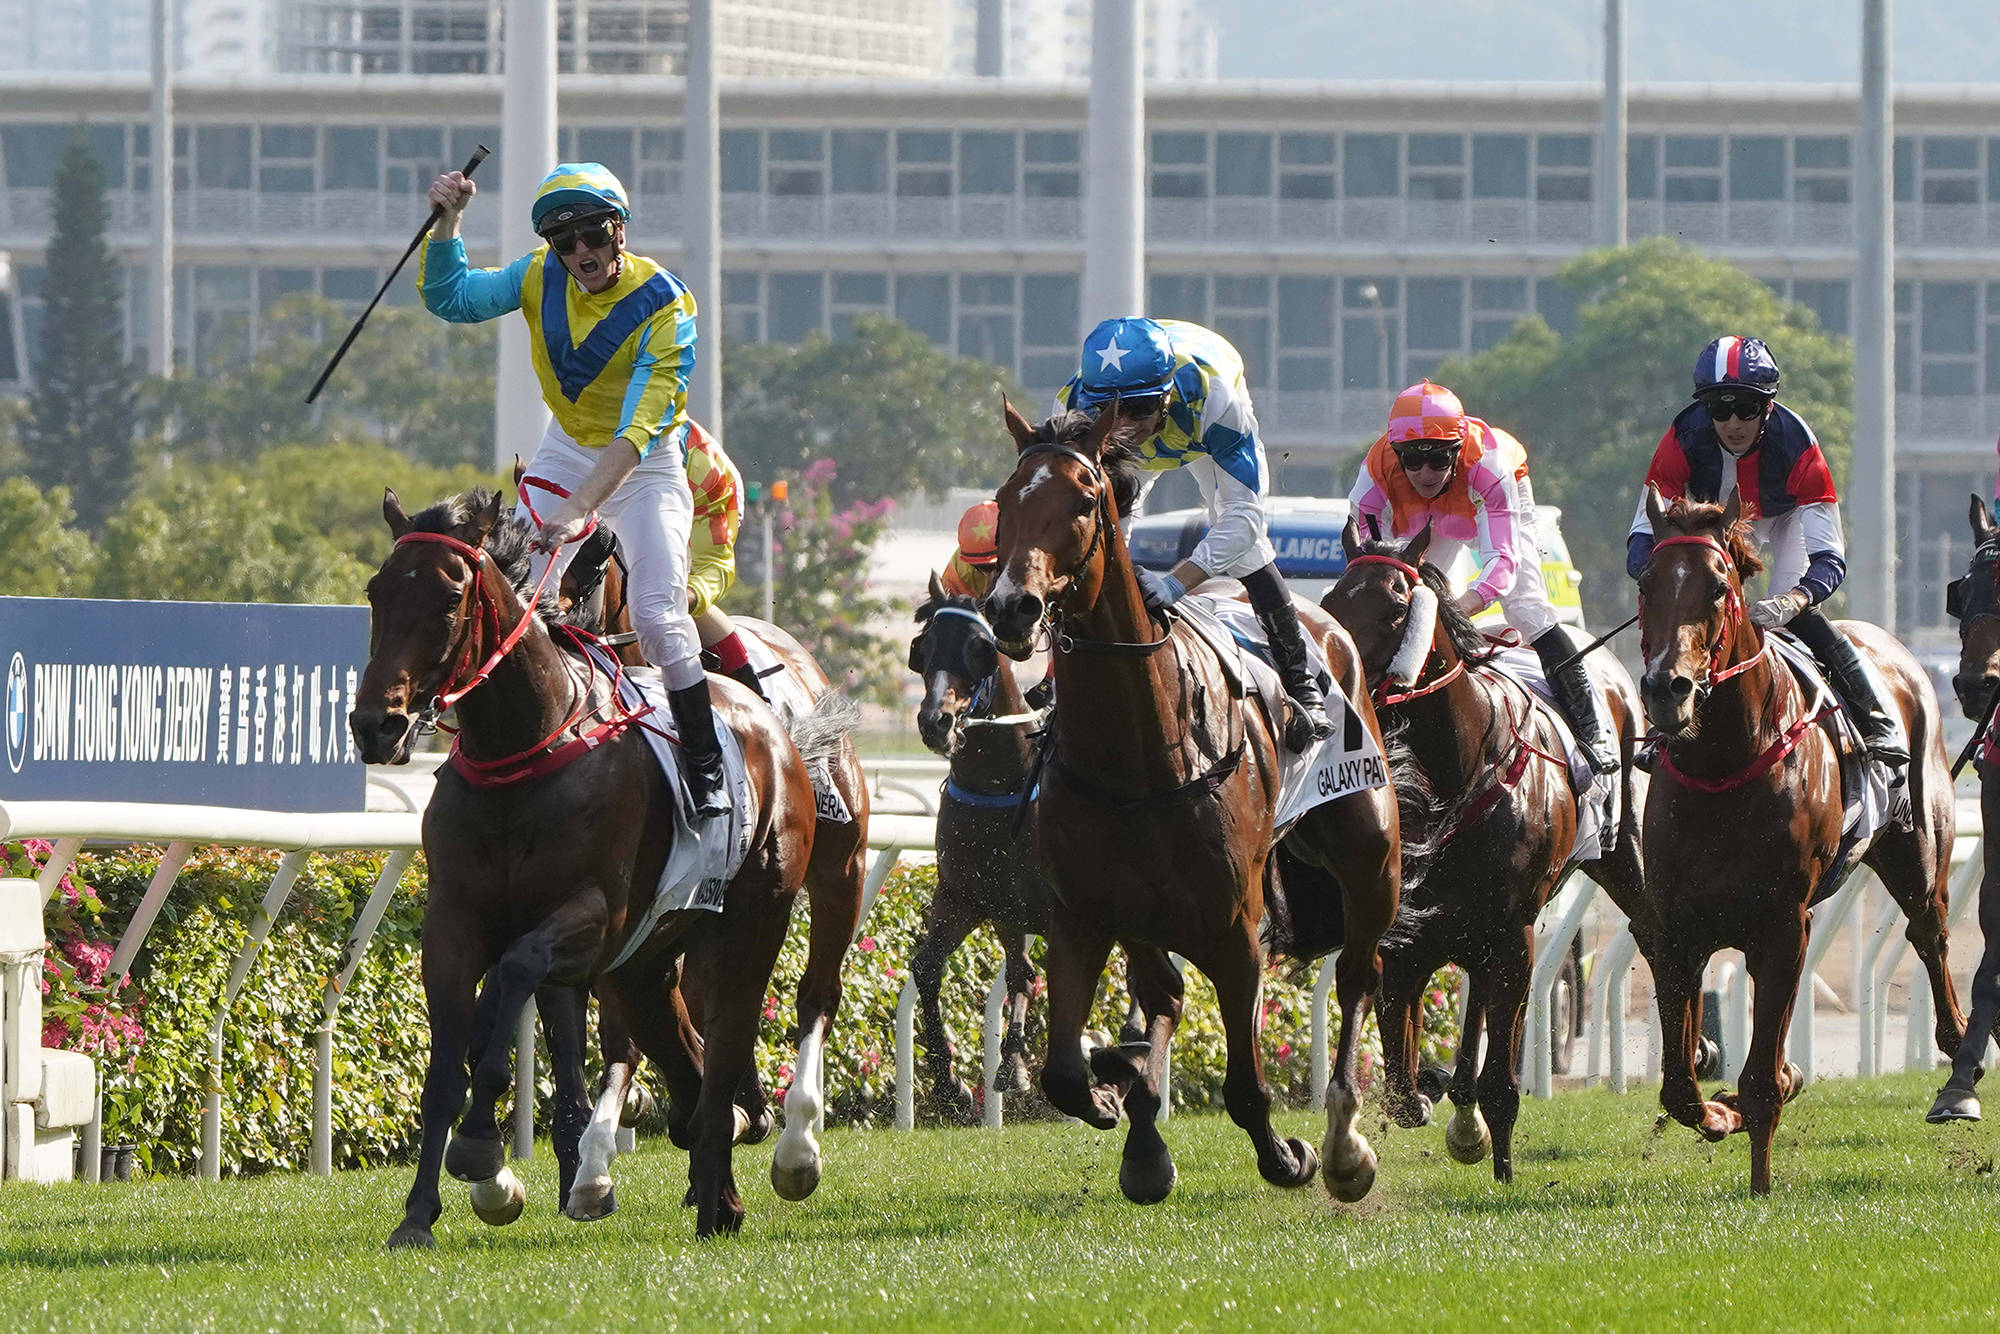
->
[29, 842, 1461, 1176]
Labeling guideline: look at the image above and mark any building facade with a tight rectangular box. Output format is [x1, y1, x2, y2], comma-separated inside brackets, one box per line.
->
[0, 75, 1995, 640]
[945, 0, 1219, 81]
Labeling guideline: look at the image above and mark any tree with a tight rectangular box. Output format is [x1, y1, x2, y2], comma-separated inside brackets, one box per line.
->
[721, 315, 1021, 507]
[0, 478, 97, 595]
[1427, 237, 1853, 628]
[19, 129, 138, 533]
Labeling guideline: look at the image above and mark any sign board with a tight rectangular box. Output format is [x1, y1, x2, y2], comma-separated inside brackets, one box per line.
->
[0, 598, 370, 813]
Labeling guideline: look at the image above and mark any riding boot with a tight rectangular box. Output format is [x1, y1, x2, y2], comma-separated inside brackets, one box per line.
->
[667, 678, 733, 818]
[724, 662, 769, 701]
[1792, 610, 1910, 766]
[1242, 566, 1332, 753]
[1532, 628, 1620, 776]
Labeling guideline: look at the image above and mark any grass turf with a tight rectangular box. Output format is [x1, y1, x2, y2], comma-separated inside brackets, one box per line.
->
[5, 1071, 1999, 1331]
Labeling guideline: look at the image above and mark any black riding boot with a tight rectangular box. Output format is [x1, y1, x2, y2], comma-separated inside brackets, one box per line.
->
[1242, 565, 1332, 753]
[667, 678, 733, 818]
[724, 662, 769, 701]
[1532, 628, 1620, 775]
[1791, 609, 1910, 766]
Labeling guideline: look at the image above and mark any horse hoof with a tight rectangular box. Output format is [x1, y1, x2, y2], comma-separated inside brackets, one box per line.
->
[1277, 1136, 1320, 1190]
[1089, 1043, 1146, 1092]
[385, 1222, 435, 1250]
[468, 1168, 526, 1226]
[1119, 1145, 1177, 1204]
[1697, 1103, 1737, 1142]
[731, 1106, 753, 1145]
[621, 1082, 656, 1128]
[563, 1177, 617, 1222]
[1005, 1057, 1033, 1095]
[444, 1133, 506, 1184]
[1445, 1105, 1491, 1165]
[1928, 1086, 1983, 1123]
[1779, 1062, 1807, 1104]
[771, 1147, 823, 1202]
[1694, 1036, 1723, 1082]
[1321, 1135, 1379, 1203]
[1390, 1094, 1433, 1130]
[739, 1106, 775, 1146]
[682, 1184, 697, 1208]
[1415, 1064, 1452, 1105]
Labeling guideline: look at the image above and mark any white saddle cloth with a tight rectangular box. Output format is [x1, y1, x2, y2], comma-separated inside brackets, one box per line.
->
[738, 630, 853, 825]
[1485, 646, 1619, 867]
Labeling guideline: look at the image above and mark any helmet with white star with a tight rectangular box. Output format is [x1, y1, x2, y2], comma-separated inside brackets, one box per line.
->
[1074, 316, 1175, 409]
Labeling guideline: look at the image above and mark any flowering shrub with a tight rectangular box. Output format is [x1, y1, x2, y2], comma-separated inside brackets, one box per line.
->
[20, 839, 145, 1069]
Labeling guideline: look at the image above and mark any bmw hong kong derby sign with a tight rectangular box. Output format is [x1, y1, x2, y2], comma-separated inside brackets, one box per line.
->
[0, 598, 371, 813]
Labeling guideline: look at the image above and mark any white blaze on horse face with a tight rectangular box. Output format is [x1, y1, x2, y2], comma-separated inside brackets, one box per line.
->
[1015, 461, 1055, 503]
[1644, 560, 1693, 679]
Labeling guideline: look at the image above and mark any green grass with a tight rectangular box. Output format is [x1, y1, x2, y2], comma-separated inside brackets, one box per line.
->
[7, 1072, 2000, 1331]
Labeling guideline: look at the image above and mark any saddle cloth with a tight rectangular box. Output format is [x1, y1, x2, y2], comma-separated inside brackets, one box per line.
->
[1485, 646, 1619, 866]
[1175, 594, 1389, 835]
[581, 642, 758, 970]
[736, 631, 853, 825]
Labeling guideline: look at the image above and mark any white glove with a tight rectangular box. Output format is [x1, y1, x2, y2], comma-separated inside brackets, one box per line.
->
[1750, 588, 1810, 628]
[531, 498, 594, 553]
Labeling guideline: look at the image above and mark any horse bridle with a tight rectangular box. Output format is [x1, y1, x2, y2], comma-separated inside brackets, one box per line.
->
[393, 530, 576, 730]
[1342, 553, 1467, 706]
[916, 603, 1043, 751]
[1008, 442, 1169, 656]
[1640, 533, 1768, 698]
[1947, 538, 2000, 626]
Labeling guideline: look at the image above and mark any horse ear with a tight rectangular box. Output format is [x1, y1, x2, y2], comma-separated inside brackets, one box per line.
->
[928, 569, 946, 604]
[1341, 516, 1363, 561]
[1404, 516, 1435, 568]
[469, 490, 504, 546]
[1972, 492, 1998, 544]
[511, 454, 527, 494]
[1644, 483, 1670, 535]
[382, 488, 411, 539]
[1721, 487, 1743, 530]
[1084, 396, 1121, 458]
[1002, 395, 1037, 453]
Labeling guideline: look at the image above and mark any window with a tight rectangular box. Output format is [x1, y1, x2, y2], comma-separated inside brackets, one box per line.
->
[959, 132, 1015, 195]
[830, 271, 888, 337]
[1893, 136, 1915, 203]
[722, 270, 761, 343]
[1213, 276, 1271, 386]
[257, 268, 314, 312]
[1023, 131, 1079, 199]
[769, 272, 824, 343]
[1792, 279, 1850, 336]
[1149, 274, 1207, 324]
[1663, 135, 1722, 203]
[1919, 281, 1977, 395]
[1895, 280, 1913, 390]
[258, 126, 316, 193]
[1626, 134, 1658, 200]
[831, 130, 886, 194]
[323, 127, 379, 190]
[1534, 280, 1579, 337]
[896, 131, 952, 198]
[1987, 283, 2000, 395]
[1214, 133, 1273, 198]
[195, 126, 252, 190]
[767, 130, 825, 197]
[1021, 273, 1080, 391]
[1341, 277, 1399, 389]
[1277, 276, 1334, 391]
[894, 273, 950, 345]
[1407, 135, 1465, 202]
[1793, 136, 1850, 204]
[957, 273, 1014, 369]
[637, 128, 681, 196]
[576, 128, 635, 189]
[1405, 278, 1463, 377]
[1728, 136, 1786, 202]
[1151, 132, 1208, 200]
[1342, 134, 1398, 198]
[1922, 137, 1980, 206]
[1470, 277, 1530, 351]
[720, 130, 760, 193]
[1472, 135, 1528, 199]
[453, 127, 499, 191]
[4, 124, 117, 191]
[1535, 135, 1592, 203]
[1278, 134, 1335, 201]
[383, 127, 443, 196]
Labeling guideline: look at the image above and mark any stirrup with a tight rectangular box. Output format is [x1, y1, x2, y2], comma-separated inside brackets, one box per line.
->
[682, 754, 731, 819]
[1284, 695, 1332, 753]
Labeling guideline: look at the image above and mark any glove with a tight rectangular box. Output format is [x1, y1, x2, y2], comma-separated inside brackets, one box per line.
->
[1135, 568, 1185, 618]
[531, 498, 595, 553]
[1750, 587, 1810, 628]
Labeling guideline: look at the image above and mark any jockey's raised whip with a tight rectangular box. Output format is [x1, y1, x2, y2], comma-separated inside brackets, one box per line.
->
[1547, 612, 1639, 675]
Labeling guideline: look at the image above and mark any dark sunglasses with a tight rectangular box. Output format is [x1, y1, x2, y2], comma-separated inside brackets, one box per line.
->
[1703, 395, 1767, 422]
[542, 217, 619, 255]
[1395, 444, 1457, 473]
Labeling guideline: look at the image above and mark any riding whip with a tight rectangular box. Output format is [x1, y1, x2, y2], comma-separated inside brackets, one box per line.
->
[1950, 681, 2000, 782]
[1548, 612, 1640, 676]
[305, 145, 489, 404]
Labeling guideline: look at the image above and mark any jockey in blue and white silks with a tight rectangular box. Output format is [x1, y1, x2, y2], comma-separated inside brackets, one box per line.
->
[1051, 315, 1331, 750]
[417, 160, 730, 815]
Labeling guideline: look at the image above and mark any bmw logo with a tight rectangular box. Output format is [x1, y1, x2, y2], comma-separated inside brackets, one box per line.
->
[5, 652, 24, 774]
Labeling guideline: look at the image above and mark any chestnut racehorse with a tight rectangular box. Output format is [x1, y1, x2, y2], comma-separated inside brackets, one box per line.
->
[350, 489, 833, 1243]
[1326, 520, 1657, 1183]
[1637, 488, 1964, 1192]
[1930, 495, 2000, 1123]
[983, 404, 1402, 1204]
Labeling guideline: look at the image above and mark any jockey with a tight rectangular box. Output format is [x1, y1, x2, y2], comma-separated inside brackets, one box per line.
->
[1627, 335, 1909, 766]
[683, 419, 767, 700]
[417, 161, 729, 816]
[940, 500, 1000, 600]
[1349, 380, 1621, 775]
[1055, 316, 1331, 751]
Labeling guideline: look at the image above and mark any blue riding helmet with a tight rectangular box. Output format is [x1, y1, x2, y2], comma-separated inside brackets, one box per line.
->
[1074, 316, 1176, 409]
[531, 162, 631, 234]
[1693, 335, 1781, 398]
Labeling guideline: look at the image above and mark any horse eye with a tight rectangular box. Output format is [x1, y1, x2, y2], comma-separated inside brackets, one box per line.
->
[1073, 492, 1096, 518]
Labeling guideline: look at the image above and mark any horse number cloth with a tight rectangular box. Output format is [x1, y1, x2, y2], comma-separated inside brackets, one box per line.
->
[1485, 645, 1620, 866]
[736, 632, 853, 824]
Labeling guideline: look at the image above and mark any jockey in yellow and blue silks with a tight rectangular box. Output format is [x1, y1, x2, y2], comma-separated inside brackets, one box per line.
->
[1054, 316, 1331, 750]
[418, 161, 728, 817]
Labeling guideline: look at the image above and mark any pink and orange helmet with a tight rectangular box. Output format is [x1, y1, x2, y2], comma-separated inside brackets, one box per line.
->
[1385, 380, 1469, 445]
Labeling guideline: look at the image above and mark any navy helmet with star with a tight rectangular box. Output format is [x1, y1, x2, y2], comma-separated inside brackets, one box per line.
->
[1073, 316, 1176, 408]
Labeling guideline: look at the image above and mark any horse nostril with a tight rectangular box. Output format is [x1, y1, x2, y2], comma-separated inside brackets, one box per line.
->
[1668, 676, 1695, 701]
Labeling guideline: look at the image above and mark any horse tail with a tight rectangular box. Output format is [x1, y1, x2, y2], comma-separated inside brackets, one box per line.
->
[783, 689, 861, 775]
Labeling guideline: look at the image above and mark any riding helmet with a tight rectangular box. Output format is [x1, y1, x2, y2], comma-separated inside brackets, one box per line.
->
[1385, 379, 1470, 444]
[1074, 316, 1176, 408]
[957, 500, 1000, 567]
[531, 162, 631, 234]
[1693, 335, 1781, 399]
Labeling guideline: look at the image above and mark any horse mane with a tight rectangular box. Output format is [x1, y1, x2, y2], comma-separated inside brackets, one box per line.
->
[1353, 537, 1497, 666]
[1026, 409, 1145, 518]
[1657, 497, 1766, 581]
[407, 488, 564, 620]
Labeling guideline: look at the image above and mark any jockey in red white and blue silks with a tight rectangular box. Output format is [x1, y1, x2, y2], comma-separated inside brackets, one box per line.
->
[1349, 379, 1619, 774]
[417, 160, 730, 815]
[1627, 334, 1907, 765]
[1051, 315, 1331, 750]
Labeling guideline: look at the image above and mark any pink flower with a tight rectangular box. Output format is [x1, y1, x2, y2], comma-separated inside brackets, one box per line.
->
[859, 936, 876, 953]
[762, 997, 780, 1021]
[1275, 1042, 1293, 1061]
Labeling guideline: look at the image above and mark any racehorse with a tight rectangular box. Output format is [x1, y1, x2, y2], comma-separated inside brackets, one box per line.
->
[982, 403, 1403, 1203]
[558, 518, 870, 1197]
[1326, 521, 1656, 1183]
[1637, 488, 1964, 1192]
[350, 488, 835, 1243]
[1929, 495, 2000, 1123]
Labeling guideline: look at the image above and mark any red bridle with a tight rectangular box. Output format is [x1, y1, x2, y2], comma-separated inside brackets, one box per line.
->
[1343, 553, 1466, 707]
[1640, 534, 1768, 689]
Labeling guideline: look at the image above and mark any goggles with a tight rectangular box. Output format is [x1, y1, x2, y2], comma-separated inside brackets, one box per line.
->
[542, 215, 619, 255]
[1701, 393, 1768, 422]
[1395, 443, 1458, 474]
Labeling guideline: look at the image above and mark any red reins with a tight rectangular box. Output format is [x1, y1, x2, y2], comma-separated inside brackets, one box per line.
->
[1344, 554, 1467, 707]
[1641, 534, 1768, 686]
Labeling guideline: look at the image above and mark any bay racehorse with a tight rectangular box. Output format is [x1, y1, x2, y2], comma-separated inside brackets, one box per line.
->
[1930, 495, 2000, 1122]
[557, 516, 869, 1195]
[982, 404, 1403, 1203]
[1638, 488, 1964, 1192]
[1326, 520, 1656, 1182]
[350, 488, 836, 1243]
